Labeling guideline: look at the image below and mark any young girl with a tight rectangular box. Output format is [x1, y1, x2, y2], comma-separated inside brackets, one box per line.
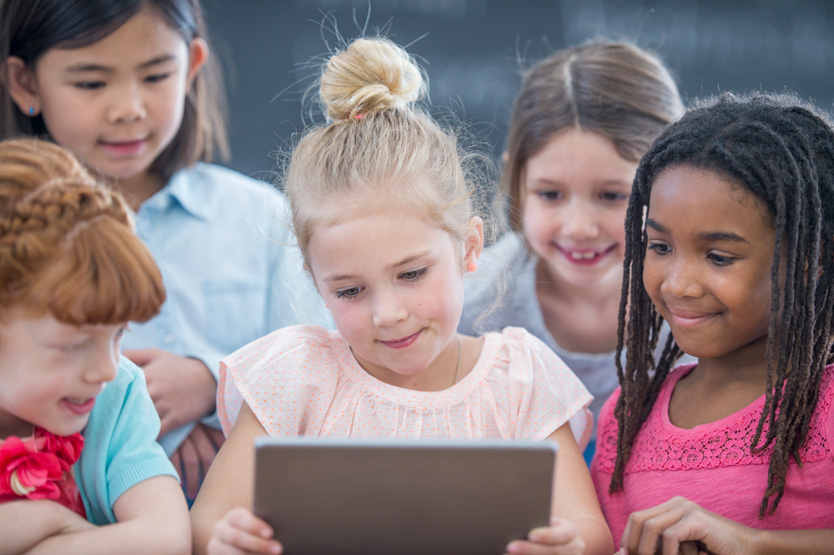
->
[189, 37, 614, 555]
[0, 138, 189, 553]
[458, 41, 685, 460]
[0, 0, 327, 496]
[591, 92, 834, 553]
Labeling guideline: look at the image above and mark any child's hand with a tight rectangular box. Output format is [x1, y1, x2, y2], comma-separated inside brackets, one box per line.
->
[619, 496, 753, 555]
[124, 348, 217, 436]
[206, 507, 282, 555]
[505, 518, 585, 555]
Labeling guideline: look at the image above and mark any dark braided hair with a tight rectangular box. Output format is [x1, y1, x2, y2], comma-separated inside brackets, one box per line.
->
[611, 92, 834, 518]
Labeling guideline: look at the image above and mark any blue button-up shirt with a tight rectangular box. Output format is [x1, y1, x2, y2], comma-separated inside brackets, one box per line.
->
[121, 163, 330, 453]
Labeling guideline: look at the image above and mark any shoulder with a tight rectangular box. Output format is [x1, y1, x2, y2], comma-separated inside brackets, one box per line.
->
[223, 324, 345, 375]
[176, 162, 288, 212]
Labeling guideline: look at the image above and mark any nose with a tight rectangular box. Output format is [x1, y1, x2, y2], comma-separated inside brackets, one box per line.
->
[83, 341, 119, 385]
[561, 198, 599, 239]
[372, 288, 409, 328]
[107, 82, 147, 123]
[660, 257, 704, 299]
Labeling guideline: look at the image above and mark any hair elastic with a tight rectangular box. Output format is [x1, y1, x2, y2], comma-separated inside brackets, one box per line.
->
[355, 114, 364, 119]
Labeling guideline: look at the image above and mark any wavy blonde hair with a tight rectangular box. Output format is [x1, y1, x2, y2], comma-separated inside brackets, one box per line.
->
[283, 37, 492, 266]
[0, 138, 165, 324]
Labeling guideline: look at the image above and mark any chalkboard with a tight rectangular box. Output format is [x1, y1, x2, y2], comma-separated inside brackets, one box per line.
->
[202, 0, 834, 179]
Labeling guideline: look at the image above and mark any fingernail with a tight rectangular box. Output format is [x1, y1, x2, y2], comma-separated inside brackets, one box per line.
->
[506, 542, 521, 554]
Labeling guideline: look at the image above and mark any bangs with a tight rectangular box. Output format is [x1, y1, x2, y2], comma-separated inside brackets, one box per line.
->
[29, 217, 165, 325]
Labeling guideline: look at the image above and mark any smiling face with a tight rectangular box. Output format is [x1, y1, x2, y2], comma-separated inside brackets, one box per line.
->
[643, 165, 776, 366]
[307, 203, 482, 390]
[10, 5, 205, 195]
[521, 128, 636, 291]
[0, 312, 125, 438]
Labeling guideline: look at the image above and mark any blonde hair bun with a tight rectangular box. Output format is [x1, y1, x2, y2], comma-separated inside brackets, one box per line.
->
[320, 37, 426, 120]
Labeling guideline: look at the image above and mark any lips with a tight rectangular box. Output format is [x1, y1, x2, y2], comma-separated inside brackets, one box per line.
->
[666, 308, 718, 328]
[99, 138, 147, 157]
[379, 330, 422, 349]
[61, 396, 96, 415]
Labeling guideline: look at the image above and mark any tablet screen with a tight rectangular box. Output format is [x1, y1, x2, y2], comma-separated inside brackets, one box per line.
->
[253, 437, 557, 555]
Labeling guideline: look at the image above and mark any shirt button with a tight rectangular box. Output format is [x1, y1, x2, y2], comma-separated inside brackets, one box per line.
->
[163, 332, 176, 345]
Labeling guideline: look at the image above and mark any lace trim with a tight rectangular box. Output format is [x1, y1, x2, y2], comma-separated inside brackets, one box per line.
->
[596, 367, 834, 473]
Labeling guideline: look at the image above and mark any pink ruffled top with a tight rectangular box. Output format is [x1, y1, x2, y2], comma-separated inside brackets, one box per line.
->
[219, 325, 592, 443]
[591, 363, 834, 544]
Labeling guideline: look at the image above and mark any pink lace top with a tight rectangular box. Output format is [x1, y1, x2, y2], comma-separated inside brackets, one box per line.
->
[219, 325, 592, 444]
[591, 363, 834, 544]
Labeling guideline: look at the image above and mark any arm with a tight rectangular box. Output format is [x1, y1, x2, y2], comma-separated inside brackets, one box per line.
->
[22, 475, 189, 555]
[506, 423, 615, 555]
[190, 403, 282, 555]
[620, 496, 834, 555]
[0, 500, 93, 555]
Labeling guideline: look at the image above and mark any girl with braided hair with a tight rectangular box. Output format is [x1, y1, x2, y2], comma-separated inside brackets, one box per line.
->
[590, 92, 834, 554]
[0, 139, 189, 553]
[0, 0, 329, 499]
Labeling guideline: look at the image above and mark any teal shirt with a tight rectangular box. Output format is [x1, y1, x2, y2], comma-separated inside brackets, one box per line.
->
[75, 357, 179, 525]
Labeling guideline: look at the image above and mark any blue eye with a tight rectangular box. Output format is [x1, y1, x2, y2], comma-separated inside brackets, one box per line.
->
[400, 268, 428, 281]
[335, 286, 362, 299]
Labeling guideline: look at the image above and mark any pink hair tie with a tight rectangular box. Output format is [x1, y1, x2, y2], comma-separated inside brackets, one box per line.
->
[355, 114, 364, 119]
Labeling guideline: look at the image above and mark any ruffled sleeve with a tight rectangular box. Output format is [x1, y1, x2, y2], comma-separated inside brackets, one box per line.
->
[496, 327, 593, 442]
[218, 325, 341, 436]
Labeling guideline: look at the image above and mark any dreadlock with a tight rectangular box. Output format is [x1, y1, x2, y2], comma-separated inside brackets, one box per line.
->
[610, 92, 834, 518]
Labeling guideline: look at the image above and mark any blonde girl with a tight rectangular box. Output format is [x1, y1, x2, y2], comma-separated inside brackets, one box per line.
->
[190, 37, 614, 555]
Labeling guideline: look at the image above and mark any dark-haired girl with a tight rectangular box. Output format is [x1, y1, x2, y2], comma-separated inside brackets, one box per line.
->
[591, 92, 834, 553]
[0, 0, 328, 498]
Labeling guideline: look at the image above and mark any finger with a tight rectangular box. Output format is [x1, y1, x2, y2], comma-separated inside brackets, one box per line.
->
[622, 501, 683, 554]
[213, 508, 281, 554]
[505, 538, 583, 555]
[178, 437, 202, 499]
[191, 425, 221, 473]
[528, 520, 578, 545]
[122, 348, 160, 367]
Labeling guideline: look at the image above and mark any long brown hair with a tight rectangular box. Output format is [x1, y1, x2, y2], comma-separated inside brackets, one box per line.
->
[503, 40, 683, 232]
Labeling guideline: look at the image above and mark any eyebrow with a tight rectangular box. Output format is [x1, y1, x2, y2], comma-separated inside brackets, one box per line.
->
[646, 219, 751, 244]
[322, 251, 431, 283]
[64, 54, 177, 74]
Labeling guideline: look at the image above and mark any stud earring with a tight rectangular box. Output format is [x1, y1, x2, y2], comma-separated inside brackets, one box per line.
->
[28, 106, 35, 116]
[466, 262, 477, 273]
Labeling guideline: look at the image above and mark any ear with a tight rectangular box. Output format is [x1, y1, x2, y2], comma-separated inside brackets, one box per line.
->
[463, 216, 484, 272]
[4, 56, 41, 116]
[185, 37, 208, 88]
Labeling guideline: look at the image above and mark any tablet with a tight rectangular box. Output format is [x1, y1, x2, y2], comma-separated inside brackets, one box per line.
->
[253, 437, 557, 555]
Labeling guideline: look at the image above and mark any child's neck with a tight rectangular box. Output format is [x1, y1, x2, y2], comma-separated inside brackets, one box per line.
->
[535, 261, 621, 353]
[669, 341, 770, 429]
[109, 170, 165, 210]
